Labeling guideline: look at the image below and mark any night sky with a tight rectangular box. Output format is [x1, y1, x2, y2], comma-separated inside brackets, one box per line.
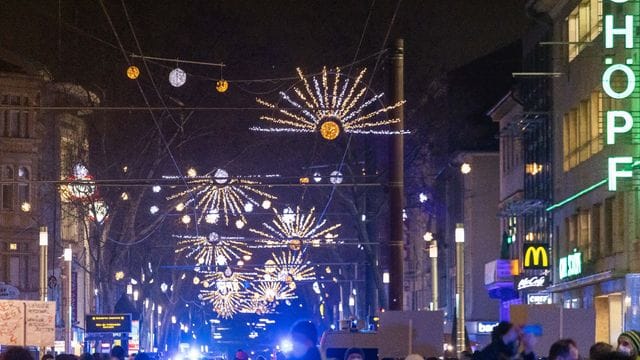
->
[0, 0, 529, 348]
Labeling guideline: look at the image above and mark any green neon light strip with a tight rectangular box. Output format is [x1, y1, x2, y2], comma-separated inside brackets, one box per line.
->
[545, 179, 608, 212]
[545, 161, 640, 212]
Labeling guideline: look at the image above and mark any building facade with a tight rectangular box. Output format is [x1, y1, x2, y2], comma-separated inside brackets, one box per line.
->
[485, 1, 557, 318]
[436, 152, 501, 348]
[0, 50, 98, 353]
[541, 0, 640, 344]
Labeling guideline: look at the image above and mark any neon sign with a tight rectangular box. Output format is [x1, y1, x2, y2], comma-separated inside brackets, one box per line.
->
[523, 244, 549, 269]
[516, 275, 549, 291]
[559, 252, 582, 280]
[603, 0, 639, 191]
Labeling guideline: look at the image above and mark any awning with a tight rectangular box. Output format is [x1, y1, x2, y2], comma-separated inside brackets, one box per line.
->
[546, 271, 616, 293]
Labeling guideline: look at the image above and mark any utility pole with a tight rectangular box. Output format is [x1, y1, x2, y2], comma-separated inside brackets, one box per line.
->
[388, 38, 405, 311]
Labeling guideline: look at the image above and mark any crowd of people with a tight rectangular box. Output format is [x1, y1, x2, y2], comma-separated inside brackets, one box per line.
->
[4, 320, 640, 360]
[0, 345, 152, 360]
[469, 321, 640, 360]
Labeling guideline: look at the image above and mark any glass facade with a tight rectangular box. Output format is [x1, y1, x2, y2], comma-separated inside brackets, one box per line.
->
[519, 29, 553, 249]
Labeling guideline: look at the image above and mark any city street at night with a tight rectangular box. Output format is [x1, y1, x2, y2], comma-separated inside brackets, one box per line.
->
[0, 1, 638, 360]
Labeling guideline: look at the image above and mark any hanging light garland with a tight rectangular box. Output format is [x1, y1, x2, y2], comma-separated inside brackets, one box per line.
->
[252, 67, 406, 140]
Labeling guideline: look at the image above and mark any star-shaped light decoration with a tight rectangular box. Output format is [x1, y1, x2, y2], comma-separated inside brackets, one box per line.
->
[252, 67, 406, 140]
[259, 251, 316, 285]
[166, 168, 277, 227]
[200, 268, 254, 319]
[248, 281, 297, 304]
[174, 232, 252, 268]
[249, 206, 341, 250]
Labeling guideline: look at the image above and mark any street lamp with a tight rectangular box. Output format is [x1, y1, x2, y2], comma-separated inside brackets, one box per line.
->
[460, 163, 471, 174]
[429, 240, 438, 310]
[39, 227, 48, 302]
[455, 224, 465, 358]
[63, 247, 73, 354]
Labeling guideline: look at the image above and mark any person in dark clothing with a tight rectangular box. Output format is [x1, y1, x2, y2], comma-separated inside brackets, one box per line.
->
[56, 355, 79, 360]
[234, 350, 248, 360]
[618, 330, 640, 359]
[343, 348, 364, 360]
[472, 321, 536, 360]
[134, 354, 151, 360]
[589, 342, 613, 360]
[41, 354, 54, 360]
[288, 320, 322, 360]
[110, 346, 126, 360]
[548, 339, 579, 360]
[600, 352, 635, 360]
[1, 347, 33, 360]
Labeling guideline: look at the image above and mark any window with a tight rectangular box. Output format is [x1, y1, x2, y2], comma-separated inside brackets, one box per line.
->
[1, 166, 14, 210]
[592, 203, 601, 259]
[7, 243, 28, 290]
[17, 166, 29, 208]
[563, 91, 604, 171]
[567, 0, 603, 61]
[603, 196, 614, 256]
[613, 194, 625, 253]
[578, 210, 591, 260]
[567, 214, 578, 253]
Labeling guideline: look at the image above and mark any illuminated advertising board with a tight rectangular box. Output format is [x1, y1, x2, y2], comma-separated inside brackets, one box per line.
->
[559, 252, 582, 280]
[515, 275, 549, 291]
[523, 244, 549, 270]
[86, 314, 132, 333]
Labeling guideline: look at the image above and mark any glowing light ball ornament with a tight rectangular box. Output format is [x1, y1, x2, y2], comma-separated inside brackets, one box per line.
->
[126, 65, 140, 80]
[252, 67, 406, 140]
[169, 67, 187, 87]
[320, 119, 341, 140]
[216, 79, 229, 93]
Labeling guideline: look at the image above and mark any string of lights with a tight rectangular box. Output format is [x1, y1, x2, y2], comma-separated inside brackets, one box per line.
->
[99, 0, 201, 237]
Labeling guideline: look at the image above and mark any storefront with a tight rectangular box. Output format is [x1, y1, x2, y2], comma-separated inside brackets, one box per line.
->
[549, 272, 640, 344]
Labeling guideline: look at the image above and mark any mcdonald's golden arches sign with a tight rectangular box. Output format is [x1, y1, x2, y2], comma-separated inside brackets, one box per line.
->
[523, 243, 549, 270]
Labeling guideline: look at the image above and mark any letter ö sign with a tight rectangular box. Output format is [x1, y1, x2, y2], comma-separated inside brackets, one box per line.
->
[603, 0, 638, 191]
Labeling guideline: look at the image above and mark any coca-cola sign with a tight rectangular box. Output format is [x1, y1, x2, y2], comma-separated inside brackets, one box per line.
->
[515, 275, 548, 291]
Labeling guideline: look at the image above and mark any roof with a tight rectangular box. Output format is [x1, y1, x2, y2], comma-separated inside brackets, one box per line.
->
[0, 48, 50, 79]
